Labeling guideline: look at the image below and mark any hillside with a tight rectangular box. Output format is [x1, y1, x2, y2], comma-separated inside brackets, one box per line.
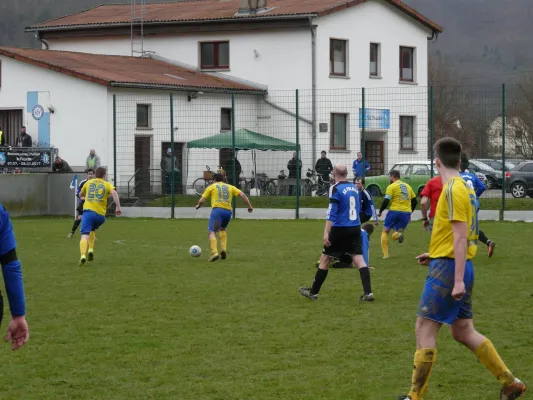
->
[1, 0, 532, 84]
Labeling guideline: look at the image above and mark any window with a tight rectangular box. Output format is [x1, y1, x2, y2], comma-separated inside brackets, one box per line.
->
[516, 145, 523, 155]
[330, 113, 347, 150]
[515, 129, 523, 139]
[200, 41, 230, 69]
[330, 39, 347, 77]
[400, 46, 414, 82]
[400, 116, 414, 150]
[136, 104, 151, 129]
[521, 163, 533, 172]
[221, 108, 232, 132]
[370, 43, 380, 77]
[391, 164, 410, 176]
[412, 164, 430, 175]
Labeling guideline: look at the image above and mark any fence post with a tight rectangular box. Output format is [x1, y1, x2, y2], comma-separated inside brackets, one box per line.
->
[429, 86, 434, 178]
[170, 93, 175, 219]
[231, 92, 237, 218]
[500, 83, 506, 222]
[361, 87, 366, 177]
[113, 95, 117, 187]
[295, 89, 300, 220]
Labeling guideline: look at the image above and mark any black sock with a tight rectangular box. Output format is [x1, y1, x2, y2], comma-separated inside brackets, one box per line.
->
[311, 268, 328, 295]
[359, 267, 372, 294]
[71, 219, 81, 233]
[479, 230, 489, 245]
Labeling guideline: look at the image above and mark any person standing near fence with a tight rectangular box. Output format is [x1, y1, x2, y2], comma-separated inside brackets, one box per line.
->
[315, 150, 333, 185]
[0, 204, 30, 351]
[161, 148, 179, 194]
[15, 127, 32, 148]
[352, 152, 370, 180]
[287, 152, 302, 196]
[0, 126, 5, 147]
[85, 149, 101, 171]
[224, 153, 242, 188]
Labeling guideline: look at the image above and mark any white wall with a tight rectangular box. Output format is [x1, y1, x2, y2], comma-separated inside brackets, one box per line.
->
[46, 28, 313, 91]
[0, 56, 108, 169]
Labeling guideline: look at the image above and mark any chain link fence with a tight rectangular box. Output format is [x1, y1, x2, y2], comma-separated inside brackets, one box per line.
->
[112, 84, 533, 218]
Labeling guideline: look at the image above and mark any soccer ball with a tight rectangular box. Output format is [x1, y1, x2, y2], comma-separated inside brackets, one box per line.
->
[189, 245, 202, 257]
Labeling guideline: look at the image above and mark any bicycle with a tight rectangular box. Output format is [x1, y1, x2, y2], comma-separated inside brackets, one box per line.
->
[192, 165, 225, 196]
[244, 171, 277, 196]
[303, 169, 331, 196]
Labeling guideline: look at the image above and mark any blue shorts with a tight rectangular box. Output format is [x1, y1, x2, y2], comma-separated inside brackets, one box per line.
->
[417, 258, 474, 325]
[80, 210, 106, 235]
[384, 211, 411, 231]
[208, 208, 232, 232]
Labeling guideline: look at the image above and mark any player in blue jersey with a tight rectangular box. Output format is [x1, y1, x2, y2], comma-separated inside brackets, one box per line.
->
[0, 204, 30, 350]
[355, 177, 379, 224]
[299, 164, 374, 301]
[460, 154, 496, 257]
[68, 168, 95, 239]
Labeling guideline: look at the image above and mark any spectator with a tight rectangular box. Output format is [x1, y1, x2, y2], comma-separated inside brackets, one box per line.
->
[85, 149, 101, 171]
[0, 126, 5, 147]
[224, 153, 242, 188]
[315, 150, 333, 184]
[287, 152, 302, 196]
[16, 127, 32, 148]
[52, 156, 73, 173]
[352, 152, 370, 180]
[160, 148, 179, 194]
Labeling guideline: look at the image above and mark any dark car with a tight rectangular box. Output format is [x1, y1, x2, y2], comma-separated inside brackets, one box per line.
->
[477, 158, 516, 172]
[505, 161, 533, 198]
[469, 159, 503, 189]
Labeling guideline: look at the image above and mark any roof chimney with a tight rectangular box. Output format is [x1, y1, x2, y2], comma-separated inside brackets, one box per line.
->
[238, 0, 267, 14]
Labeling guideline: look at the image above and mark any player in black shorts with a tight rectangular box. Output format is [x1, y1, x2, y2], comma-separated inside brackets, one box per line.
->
[67, 169, 95, 239]
[299, 164, 374, 301]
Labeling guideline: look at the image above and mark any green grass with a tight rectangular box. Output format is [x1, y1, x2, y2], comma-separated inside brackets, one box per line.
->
[5, 218, 533, 399]
[148, 194, 533, 211]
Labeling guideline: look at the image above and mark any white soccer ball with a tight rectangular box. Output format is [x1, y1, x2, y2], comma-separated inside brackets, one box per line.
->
[189, 245, 202, 257]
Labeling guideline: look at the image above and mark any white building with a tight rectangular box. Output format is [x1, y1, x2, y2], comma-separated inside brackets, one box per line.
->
[486, 116, 533, 158]
[0, 0, 441, 194]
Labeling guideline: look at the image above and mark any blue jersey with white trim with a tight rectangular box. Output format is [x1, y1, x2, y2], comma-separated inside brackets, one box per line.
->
[327, 181, 361, 227]
[460, 171, 485, 198]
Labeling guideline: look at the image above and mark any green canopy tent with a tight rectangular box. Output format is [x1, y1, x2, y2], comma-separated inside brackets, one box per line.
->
[187, 128, 299, 193]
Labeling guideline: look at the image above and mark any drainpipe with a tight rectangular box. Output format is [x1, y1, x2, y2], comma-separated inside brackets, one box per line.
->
[36, 32, 49, 50]
[309, 17, 317, 163]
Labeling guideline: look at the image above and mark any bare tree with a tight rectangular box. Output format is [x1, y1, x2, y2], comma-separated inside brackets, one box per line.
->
[504, 78, 533, 158]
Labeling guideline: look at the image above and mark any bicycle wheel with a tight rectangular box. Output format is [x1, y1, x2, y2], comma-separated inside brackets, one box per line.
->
[264, 180, 277, 196]
[193, 178, 208, 196]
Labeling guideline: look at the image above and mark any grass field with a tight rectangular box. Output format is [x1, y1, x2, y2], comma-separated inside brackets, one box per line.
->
[148, 194, 533, 211]
[5, 218, 532, 399]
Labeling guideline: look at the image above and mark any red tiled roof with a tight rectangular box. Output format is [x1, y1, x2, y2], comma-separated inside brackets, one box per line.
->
[0, 47, 264, 92]
[26, 0, 442, 33]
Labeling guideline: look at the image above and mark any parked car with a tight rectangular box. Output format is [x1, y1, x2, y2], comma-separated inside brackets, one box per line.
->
[365, 161, 488, 197]
[505, 161, 533, 198]
[469, 159, 503, 189]
[476, 158, 516, 172]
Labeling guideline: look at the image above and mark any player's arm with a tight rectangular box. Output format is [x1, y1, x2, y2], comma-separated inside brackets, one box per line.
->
[420, 196, 429, 219]
[196, 186, 212, 209]
[473, 175, 486, 197]
[111, 189, 122, 216]
[378, 186, 392, 216]
[448, 186, 469, 300]
[238, 191, 253, 213]
[80, 183, 87, 199]
[324, 194, 339, 245]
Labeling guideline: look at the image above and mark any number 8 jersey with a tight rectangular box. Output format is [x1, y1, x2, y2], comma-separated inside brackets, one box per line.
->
[80, 178, 115, 216]
[327, 181, 361, 227]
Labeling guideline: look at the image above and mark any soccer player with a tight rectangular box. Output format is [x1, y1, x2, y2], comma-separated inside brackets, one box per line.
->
[355, 177, 379, 224]
[195, 173, 253, 262]
[0, 204, 30, 350]
[460, 154, 496, 257]
[78, 167, 122, 266]
[397, 138, 525, 400]
[377, 170, 417, 258]
[420, 175, 442, 231]
[299, 164, 374, 301]
[67, 168, 95, 239]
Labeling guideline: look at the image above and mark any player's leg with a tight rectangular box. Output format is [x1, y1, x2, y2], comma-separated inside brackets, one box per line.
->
[69, 214, 81, 238]
[479, 229, 496, 257]
[353, 254, 373, 301]
[299, 254, 331, 301]
[88, 230, 96, 261]
[219, 210, 232, 260]
[395, 213, 411, 244]
[207, 210, 221, 262]
[78, 211, 97, 265]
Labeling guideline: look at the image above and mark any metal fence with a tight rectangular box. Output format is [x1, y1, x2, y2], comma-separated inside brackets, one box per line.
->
[112, 84, 533, 219]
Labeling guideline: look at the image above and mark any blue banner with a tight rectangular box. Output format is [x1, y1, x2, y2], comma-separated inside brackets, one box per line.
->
[359, 108, 390, 129]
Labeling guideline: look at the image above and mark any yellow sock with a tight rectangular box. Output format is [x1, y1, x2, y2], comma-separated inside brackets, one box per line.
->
[80, 239, 88, 258]
[381, 231, 389, 257]
[475, 339, 515, 386]
[219, 231, 227, 251]
[408, 348, 437, 400]
[88, 231, 96, 252]
[209, 238, 218, 255]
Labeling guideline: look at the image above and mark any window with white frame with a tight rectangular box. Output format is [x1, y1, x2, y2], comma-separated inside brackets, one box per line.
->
[221, 108, 232, 132]
[330, 39, 347, 77]
[136, 104, 151, 129]
[400, 46, 415, 82]
[330, 113, 347, 150]
[370, 43, 380, 77]
[400, 116, 415, 150]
